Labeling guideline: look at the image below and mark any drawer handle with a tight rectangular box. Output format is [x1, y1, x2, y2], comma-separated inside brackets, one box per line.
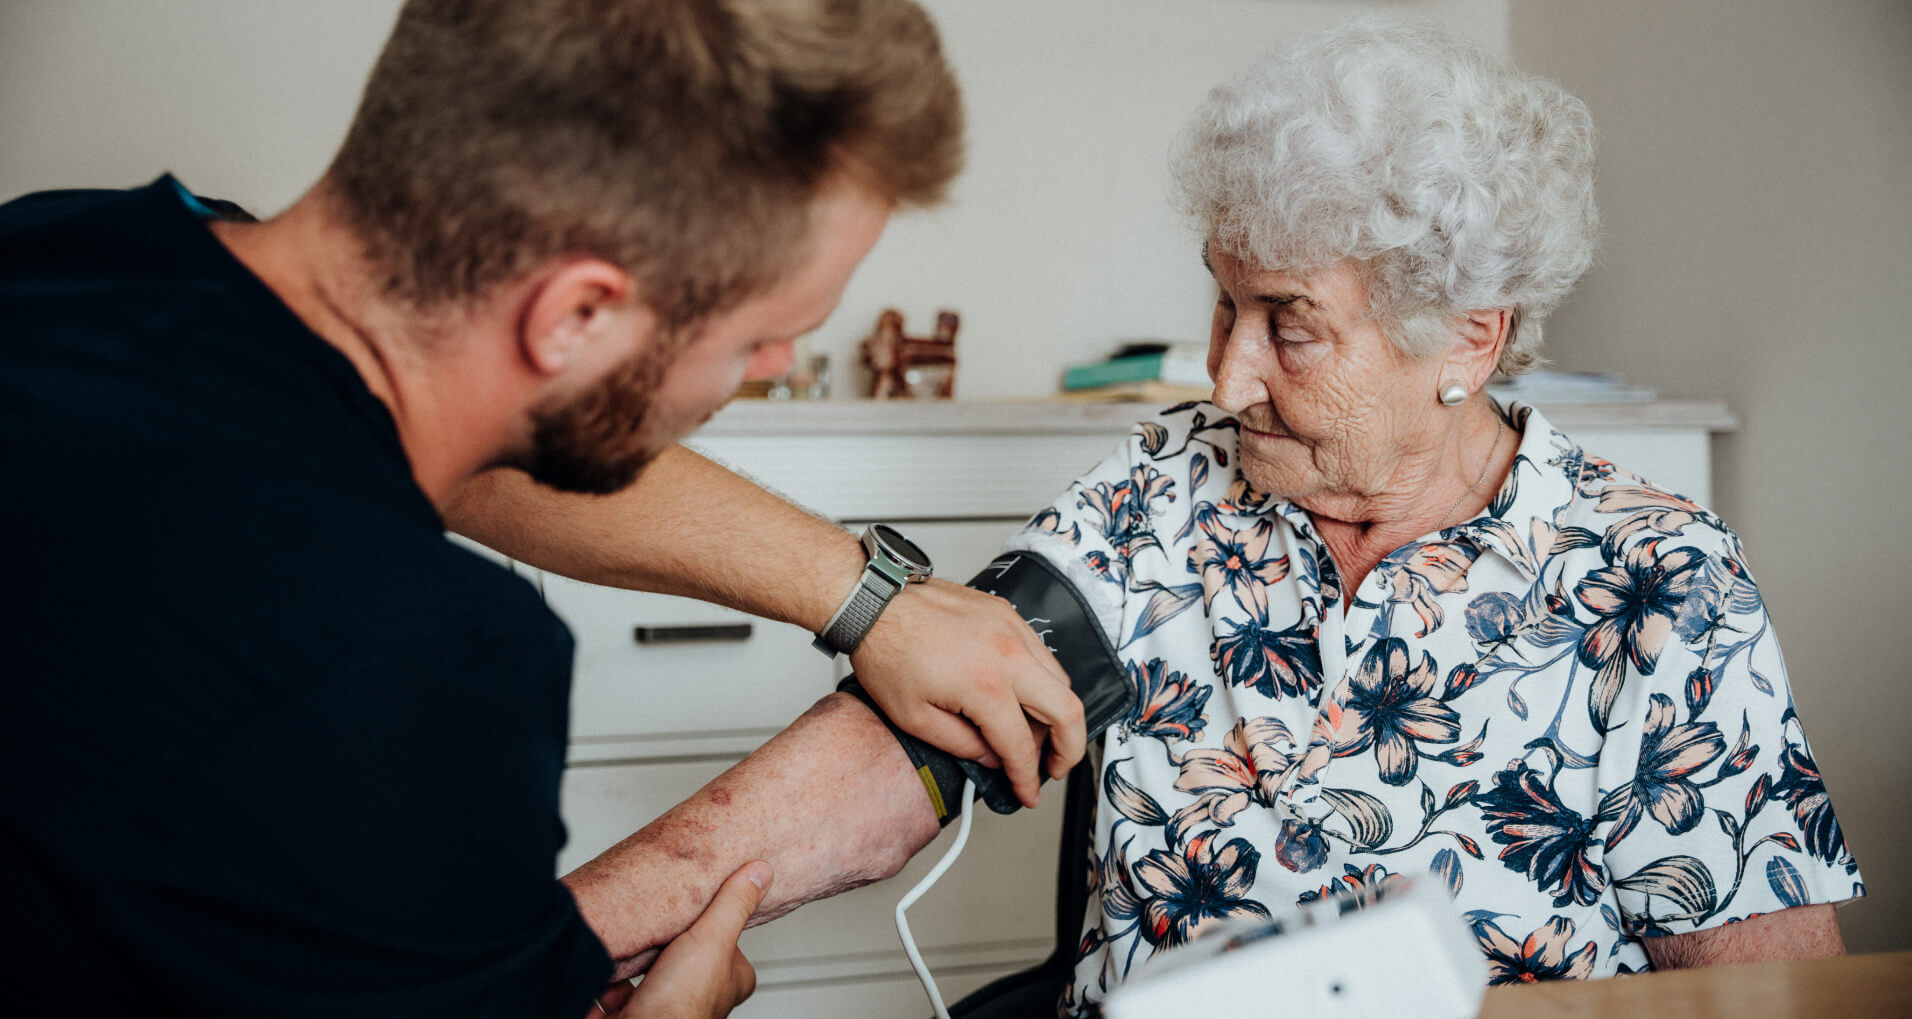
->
[633, 622, 754, 645]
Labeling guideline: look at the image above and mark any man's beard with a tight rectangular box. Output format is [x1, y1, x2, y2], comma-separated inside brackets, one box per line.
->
[518, 340, 691, 496]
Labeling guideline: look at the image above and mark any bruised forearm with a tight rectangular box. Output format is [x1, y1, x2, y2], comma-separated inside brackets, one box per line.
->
[443, 446, 864, 632]
[563, 692, 941, 979]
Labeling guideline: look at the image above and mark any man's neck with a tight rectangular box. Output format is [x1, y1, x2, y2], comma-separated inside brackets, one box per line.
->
[207, 190, 526, 509]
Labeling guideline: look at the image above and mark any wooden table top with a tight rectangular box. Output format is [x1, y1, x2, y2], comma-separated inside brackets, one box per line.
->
[1476, 952, 1912, 1018]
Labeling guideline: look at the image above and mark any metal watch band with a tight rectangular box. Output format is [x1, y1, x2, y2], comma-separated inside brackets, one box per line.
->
[811, 568, 902, 657]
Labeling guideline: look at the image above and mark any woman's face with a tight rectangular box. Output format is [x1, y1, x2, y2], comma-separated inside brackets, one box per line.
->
[1204, 248, 1449, 510]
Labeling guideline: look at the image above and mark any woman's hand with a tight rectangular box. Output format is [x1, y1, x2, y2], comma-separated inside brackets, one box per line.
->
[590, 861, 772, 1019]
[850, 577, 1086, 808]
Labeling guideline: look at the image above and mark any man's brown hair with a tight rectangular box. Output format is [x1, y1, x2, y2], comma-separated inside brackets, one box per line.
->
[326, 0, 962, 329]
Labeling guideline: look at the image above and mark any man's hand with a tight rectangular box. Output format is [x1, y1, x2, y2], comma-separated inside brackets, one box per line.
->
[850, 578, 1086, 808]
[590, 861, 772, 1019]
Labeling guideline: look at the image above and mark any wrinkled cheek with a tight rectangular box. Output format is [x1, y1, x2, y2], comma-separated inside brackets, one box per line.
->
[1236, 438, 1315, 494]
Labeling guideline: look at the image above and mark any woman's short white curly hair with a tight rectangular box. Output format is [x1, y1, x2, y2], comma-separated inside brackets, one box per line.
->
[1170, 19, 1598, 375]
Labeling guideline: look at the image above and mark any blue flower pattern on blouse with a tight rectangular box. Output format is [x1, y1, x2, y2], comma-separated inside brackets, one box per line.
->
[1003, 402, 1862, 1016]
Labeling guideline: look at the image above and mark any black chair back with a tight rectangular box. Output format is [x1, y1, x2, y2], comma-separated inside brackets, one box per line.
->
[947, 759, 1096, 1018]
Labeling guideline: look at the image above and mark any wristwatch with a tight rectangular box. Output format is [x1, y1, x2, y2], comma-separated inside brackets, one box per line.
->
[811, 524, 934, 657]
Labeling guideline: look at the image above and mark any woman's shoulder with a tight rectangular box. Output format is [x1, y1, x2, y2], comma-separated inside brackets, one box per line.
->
[1535, 427, 1750, 571]
[1488, 404, 1752, 583]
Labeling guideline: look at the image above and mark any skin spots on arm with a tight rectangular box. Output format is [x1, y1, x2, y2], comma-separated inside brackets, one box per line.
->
[561, 693, 942, 981]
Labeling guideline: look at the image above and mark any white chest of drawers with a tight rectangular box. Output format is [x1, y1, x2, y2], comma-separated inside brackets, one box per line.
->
[507, 397, 1735, 1015]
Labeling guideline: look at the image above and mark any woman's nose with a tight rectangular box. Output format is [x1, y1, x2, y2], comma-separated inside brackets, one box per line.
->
[1208, 329, 1268, 413]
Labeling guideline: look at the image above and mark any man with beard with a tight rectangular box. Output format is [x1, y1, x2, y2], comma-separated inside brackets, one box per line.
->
[0, 1, 1083, 1016]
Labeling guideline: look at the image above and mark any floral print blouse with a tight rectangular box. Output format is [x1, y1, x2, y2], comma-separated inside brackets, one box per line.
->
[1003, 401, 1862, 1016]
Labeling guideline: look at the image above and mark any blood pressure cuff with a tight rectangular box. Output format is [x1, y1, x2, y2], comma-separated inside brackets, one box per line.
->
[837, 551, 1133, 825]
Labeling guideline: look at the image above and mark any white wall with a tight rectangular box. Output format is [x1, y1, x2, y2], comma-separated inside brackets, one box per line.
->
[0, 0, 1508, 398]
[0, 1, 400, 214]
[1510, 0, 1912, 954]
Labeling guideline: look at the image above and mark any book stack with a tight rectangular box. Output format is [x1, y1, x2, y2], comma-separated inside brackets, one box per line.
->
[1059, 342, 1212, 403]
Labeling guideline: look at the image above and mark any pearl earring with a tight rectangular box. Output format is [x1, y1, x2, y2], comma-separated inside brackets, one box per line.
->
[1438, 381, 1468, 407]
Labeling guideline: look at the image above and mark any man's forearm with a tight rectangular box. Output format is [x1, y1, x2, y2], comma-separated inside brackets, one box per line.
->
[450, 445, 1088, 806]
[563, 692, 941, 980]
[445, 446, 863, 633]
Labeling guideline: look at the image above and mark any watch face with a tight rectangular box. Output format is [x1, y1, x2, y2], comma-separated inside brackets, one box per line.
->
[872, 524, 931, 570]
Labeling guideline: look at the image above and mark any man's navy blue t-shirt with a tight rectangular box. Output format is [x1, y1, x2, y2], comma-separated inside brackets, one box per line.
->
[0, 178, 612, 1016]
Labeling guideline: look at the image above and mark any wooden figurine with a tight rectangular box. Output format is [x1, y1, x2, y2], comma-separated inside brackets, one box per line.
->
[860, 308, 958, 399]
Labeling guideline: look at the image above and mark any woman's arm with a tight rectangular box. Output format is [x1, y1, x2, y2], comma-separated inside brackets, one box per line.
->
[1643, 904, 1845, 970]
[443, 448, 1083, 807]
[562, 692, 942, 980]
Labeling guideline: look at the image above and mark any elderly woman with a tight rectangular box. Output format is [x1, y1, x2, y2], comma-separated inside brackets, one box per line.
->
[1000, 19, 1861, 1011]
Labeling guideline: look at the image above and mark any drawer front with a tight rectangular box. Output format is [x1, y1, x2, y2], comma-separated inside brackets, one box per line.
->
[558, 758, 1061, 973]
[542, 574, 835, 759]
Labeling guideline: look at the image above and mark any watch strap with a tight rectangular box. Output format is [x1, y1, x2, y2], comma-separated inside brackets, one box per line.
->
[811, 566, 902, 657]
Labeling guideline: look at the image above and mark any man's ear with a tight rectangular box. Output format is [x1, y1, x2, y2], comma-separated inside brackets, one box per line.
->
[518, 258, 653, 378]
[1443, 308, 1512, 390]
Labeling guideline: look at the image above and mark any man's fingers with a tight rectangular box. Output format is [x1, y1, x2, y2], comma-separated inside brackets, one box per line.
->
[1009, 619, 1088, 778]
[1009, 606, 1076, 691]
[613, 863, 769, 1017]
[730, 947, 757, 1004]
[693, 860, 772, 947]
[885, 703, 991, 764]
[965, 689, 1045, 807]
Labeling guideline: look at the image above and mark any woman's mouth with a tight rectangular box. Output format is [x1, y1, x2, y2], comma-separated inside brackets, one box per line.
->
[1236, 411, 1288, 439]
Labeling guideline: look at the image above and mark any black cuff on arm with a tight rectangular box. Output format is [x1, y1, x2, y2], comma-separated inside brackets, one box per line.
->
[838, 677, 980, 826]
[836, 551, 1133, 826]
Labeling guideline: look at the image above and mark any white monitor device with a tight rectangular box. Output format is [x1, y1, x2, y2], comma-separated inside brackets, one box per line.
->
[1103, 879, 1487, 1019]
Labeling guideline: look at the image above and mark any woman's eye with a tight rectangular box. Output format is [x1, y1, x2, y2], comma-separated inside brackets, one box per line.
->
[1271, 323, 1326, 364]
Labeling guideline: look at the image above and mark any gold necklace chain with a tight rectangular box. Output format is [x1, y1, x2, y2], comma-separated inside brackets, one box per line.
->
[1439, 413, 1505, 531]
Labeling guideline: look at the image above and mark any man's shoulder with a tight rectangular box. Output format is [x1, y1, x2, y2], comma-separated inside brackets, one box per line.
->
[0, 179, 172, 267]
[0, 183, 134, 231]
[0, 179, 254, 339]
